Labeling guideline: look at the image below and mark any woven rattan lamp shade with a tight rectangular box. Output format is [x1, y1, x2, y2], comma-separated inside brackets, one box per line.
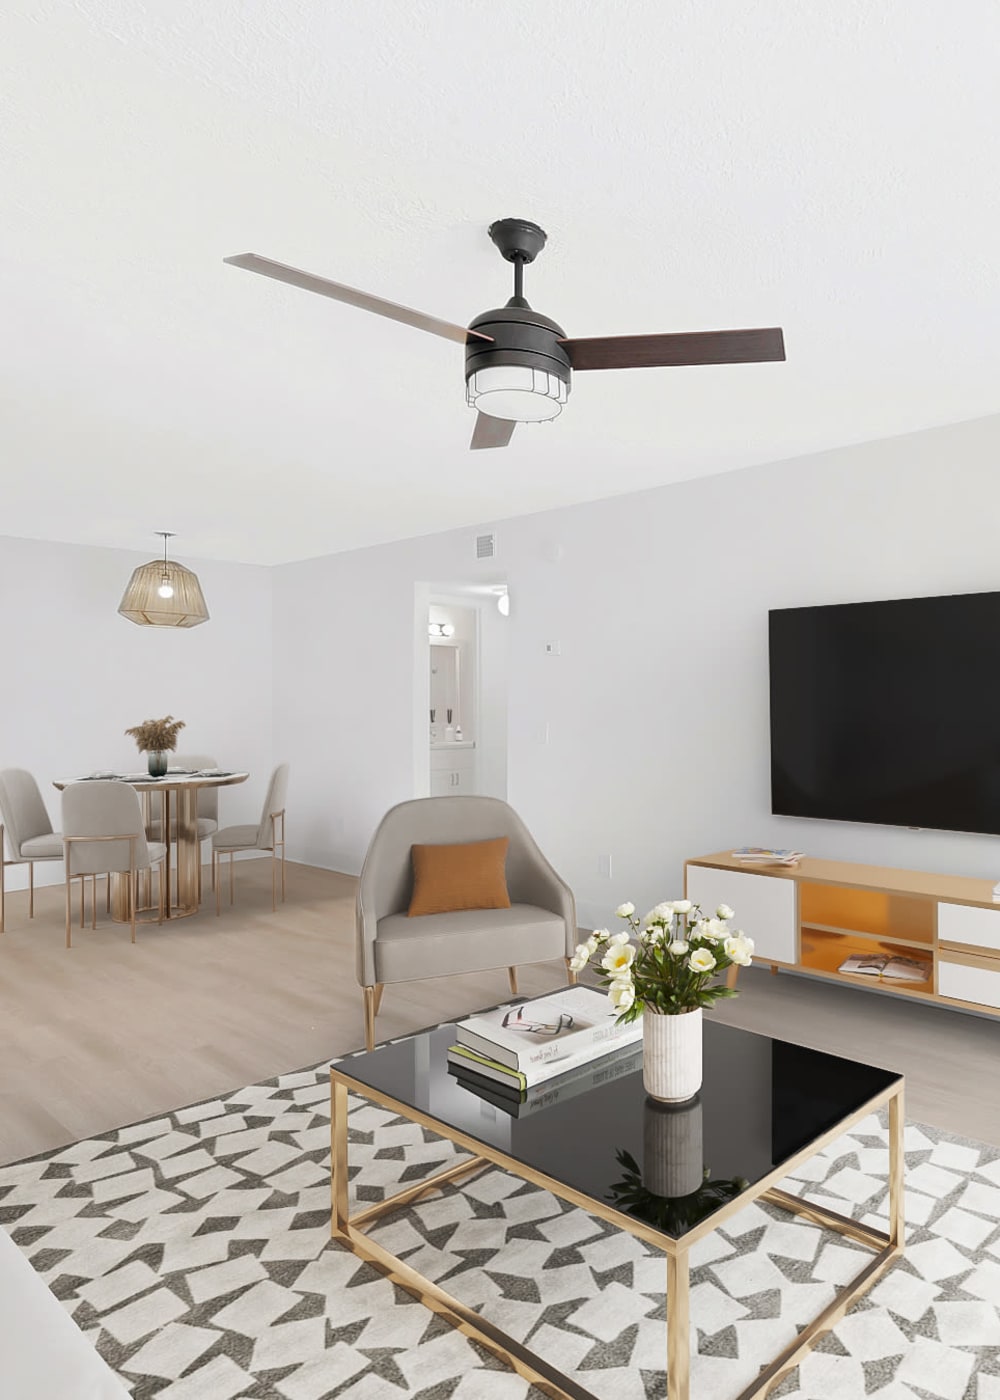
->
[118, 559, 210, 628]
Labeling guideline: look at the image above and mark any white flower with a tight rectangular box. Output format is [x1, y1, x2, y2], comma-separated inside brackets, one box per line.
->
[608, 980, 635, 1012]
[688, 947, 717, 974]
[610, 930, 632, 945]
[700, 918, 727, 943]
[569, 943, 592, 971]
[671, 899, 692, 914]
[724, 935, 753, 966]
[591, 928, 611, 943]
[602, 943, 636, 975]
[615, 901, 635, 918]
[716, 904, 735, 920]
[668, 939, 690, 956]
[693, 919, 712, 939]
[585, 935, 599, 955]
[646, 902, 674, 923]
[643, 926, 664, 945]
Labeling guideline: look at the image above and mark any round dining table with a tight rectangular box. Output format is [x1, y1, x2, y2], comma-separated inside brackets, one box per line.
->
[53, 771, 248, 920]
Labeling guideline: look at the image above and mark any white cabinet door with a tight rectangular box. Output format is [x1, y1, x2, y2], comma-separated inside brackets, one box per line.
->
[685, 865, 797, 964]
[429, 770, 454, 796]
[938, 901, 1000, 953]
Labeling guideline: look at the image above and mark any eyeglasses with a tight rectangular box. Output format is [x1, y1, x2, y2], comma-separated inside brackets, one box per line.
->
[501, 1006, 576, 1036]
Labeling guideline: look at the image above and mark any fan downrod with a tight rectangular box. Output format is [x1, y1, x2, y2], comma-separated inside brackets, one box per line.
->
[488, 219, 547, 265]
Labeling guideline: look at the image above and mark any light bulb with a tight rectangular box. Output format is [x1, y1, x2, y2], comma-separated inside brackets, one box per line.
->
[158, 574, 174, 599]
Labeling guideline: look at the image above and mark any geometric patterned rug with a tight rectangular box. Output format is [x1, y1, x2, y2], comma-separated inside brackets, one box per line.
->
[2, 1055, 1000, 1400]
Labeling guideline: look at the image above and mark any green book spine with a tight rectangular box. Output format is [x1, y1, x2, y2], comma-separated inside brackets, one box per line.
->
[447, 1044, 528, 1090]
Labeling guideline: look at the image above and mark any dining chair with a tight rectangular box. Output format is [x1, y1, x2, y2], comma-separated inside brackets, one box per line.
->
[61, 782, 167, 947]
[212, 763, 289, 914]
[356, 795, 578, 1051]
[0, 769, 64, 933]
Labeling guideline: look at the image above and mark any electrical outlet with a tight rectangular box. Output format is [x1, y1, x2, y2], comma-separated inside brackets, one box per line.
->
[544, 640, 561, 656]
[597, 854, 613, 879]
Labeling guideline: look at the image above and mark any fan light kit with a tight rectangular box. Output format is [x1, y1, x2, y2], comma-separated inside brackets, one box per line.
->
[224, 219, 785, 450]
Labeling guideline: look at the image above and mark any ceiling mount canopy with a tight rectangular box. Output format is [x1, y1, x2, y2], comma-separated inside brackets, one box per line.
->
[224, 218, 785, 451]
[118, 532, 209, 628]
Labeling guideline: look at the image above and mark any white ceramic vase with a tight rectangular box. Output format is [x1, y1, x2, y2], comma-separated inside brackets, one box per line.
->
[642, 1006, 703, 1103]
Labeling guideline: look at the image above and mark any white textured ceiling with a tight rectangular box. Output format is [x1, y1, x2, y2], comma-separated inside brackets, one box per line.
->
[3, 1, 999, 564]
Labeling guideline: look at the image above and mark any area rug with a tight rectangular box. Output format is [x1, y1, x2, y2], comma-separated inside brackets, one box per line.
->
[1, 1053, 999, 1400]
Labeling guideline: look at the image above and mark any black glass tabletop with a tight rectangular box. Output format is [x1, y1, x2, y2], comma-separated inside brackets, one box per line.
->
[335, 1013, 902, 1241]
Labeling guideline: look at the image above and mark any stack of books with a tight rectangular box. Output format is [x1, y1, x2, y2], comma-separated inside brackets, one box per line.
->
[447, 985, 643, 1107]
[732, 846, 804, 866]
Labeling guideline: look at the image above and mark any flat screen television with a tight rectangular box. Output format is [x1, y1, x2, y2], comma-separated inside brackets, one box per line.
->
[769, 590, 1000, 836]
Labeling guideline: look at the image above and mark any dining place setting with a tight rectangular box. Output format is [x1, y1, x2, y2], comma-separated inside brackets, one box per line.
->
[1, 716, 288, 945]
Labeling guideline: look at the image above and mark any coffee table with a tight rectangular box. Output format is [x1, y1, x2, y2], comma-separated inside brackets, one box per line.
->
[330, 1011, 904, 1400]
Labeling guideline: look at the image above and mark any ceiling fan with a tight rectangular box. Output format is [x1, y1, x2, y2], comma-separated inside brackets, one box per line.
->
[224, 219, 785, 451]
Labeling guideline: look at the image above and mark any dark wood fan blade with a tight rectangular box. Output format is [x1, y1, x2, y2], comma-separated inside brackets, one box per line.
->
[560, 327, 785, 371]
[223, 254, 493, 345]
[470, 413, 516, 450]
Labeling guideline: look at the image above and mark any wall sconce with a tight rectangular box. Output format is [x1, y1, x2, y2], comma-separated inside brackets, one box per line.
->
[495, 587, 510, 617]
[429, 622, 455, 638]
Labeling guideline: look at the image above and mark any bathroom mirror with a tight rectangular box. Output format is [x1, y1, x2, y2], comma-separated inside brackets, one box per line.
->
[429, 643, 460, 730]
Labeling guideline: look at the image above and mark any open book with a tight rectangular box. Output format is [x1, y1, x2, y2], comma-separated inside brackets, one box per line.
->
[838, 952, 931, 982]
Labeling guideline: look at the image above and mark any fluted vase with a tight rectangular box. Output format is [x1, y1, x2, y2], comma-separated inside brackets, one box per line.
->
[642, 1006, 702, 1103]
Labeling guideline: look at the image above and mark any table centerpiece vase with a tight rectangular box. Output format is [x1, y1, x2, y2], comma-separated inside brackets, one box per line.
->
[569, 898, 755, 1105]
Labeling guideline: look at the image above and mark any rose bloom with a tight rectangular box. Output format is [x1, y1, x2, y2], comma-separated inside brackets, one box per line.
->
[615, 901, 636, 918]
[699, 918, 727, 942]
[672, 899, 693, 914]
[668, 939, 690, 956]
[608, 979, 635, 1012]
[716, 903, 735, 920]
[688, 947, 717, 974]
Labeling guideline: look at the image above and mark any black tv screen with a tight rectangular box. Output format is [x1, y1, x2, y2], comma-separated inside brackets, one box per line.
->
[769, 591, 1000, 836]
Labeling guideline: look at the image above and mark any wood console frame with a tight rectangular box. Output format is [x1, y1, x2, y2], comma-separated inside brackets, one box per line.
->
[686, 851, 1000, 1017]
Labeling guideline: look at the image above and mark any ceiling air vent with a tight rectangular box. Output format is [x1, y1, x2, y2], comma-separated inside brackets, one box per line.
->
[475, 532, 497, 561]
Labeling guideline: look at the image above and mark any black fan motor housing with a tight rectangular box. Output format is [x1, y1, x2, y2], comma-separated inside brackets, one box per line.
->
[464, 303, 572, 387]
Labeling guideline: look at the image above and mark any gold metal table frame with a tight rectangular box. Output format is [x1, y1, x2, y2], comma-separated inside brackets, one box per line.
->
[330, 1068, 904, 1400]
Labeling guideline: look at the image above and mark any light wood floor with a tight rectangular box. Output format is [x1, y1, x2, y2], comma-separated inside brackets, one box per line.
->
[1, 863, 998, 1165]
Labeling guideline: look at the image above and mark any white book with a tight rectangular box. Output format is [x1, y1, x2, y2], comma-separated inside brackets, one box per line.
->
[447, 1021, 643, 1089]
[451, 1043, 644, 1117]
[454, 985, 636, 1070]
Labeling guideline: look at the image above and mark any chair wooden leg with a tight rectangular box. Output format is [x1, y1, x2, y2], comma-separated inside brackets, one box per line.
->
[565, 956, 578, 986]
[0, 854, 5, 934]
[215, 851, 221, 916]
[363, 986, 376, 1052]
[508, 966, 518, 995]
[229, 852, 234, 905]
[281, 843, 286, 902]
[158, 861, 164, 925]
[65, 876, 72, 949]
[91, 874, 97, 930]
[106, 874, 110, 915]
[272, 847, 277, 912]
[372, 983, 384, 1015]
[28, 862, 34, 918]
[80, 877, 85, 930]
[131, 870, 137, 945]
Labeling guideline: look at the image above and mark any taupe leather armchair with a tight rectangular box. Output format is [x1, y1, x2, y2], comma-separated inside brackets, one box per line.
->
[356, 796, 578, 1050]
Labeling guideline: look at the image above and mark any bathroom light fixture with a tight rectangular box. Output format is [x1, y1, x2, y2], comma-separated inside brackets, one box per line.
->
[118, 532, 210, 628]
[495, 587, 510, 617]
[429, 621, 455, 638]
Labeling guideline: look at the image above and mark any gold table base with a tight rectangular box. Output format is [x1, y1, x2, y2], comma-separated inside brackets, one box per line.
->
[109, 787, 203, 921]
[330, 1070, 905, 1400]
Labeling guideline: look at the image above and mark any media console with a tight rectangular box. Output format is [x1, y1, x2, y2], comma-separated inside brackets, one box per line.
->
[685, 851, 1000, 1016]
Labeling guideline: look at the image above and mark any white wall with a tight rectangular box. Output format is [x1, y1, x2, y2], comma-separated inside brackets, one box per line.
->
[273, 412, 1000, 930]
[0, 535, 273, 887]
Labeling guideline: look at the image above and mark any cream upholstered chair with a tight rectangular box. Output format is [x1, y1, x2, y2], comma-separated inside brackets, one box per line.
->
[356, 796, 578, 1051]
[0, 769, 64, 933]
[61, 782, 167, 946]
[212, 763, 288, 914]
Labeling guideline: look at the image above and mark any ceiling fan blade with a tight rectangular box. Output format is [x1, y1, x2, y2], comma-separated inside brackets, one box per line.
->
[470, 413, 516, 450]
[560, 327, 785, 371]
[223, 254, 493, 345]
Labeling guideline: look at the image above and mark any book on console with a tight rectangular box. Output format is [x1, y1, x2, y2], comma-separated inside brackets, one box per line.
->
[447, 1016, 643, 1090]
[838, 952, 931, 982]
[450, 1042, 644, 1118]
[454, 984, 637, 1070]
[732, 847, 804, 866]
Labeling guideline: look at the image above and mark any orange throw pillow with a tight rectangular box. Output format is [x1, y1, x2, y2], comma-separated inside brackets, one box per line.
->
[408, 837, 511, 917]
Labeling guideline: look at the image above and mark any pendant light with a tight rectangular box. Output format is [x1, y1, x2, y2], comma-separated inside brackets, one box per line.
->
[118, 532, 210, 628]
